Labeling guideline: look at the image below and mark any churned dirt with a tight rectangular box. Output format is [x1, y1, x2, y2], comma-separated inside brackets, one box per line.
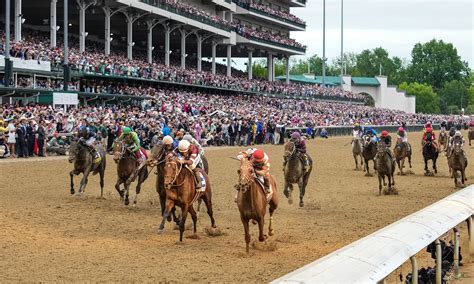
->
[0, 131, 472, 282]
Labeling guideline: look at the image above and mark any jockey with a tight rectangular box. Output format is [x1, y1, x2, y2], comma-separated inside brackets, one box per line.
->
[176, 140, 204, 192]
[353, 123, 363, 138]
[78, 125, 98, 159]
[422, 127, 438, 151]
[162, 135, 178, 152]
[379, 130, 393, 158]
[287, 132, 310, 169]
[183, 134, 205, 156]
[447, 131, 467, 160]
[119, 127, 147, 169]
[236, 148, 272, 202]
[440, 121, 447, 132]
[365, 126, 378, 144]
[396, 127, 411, 153]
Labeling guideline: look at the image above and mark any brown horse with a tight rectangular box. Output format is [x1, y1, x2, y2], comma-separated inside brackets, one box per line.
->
[448, 138, 468, 187]
[375, 142, 396, 195]
[283, 140, 312, 207]
[393, 139, 412, 175]
[158, 155, 216, 242]
[68, 140, 106, 197]
[351, 137, 364, 170]
[113, 140, 149, 206]
[469, 127, 474, 146]
[237, 158, 278, 253]
[439, 130, 448, 152]
[362, 135, 377, 176]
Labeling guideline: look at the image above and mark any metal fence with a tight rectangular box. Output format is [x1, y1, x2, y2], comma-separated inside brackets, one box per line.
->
[285, 124, 439, 137]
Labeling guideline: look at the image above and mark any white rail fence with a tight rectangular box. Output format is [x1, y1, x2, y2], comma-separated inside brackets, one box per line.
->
[272, 185, 474, 284]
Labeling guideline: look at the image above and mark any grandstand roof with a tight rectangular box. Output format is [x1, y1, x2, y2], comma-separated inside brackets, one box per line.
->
[352, 77, 380, 86]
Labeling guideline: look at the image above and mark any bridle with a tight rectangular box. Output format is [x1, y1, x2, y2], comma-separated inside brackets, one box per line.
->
[284, 141, 296, 158]
[164, 158, 185, 188]
[238, 159, 254, 193]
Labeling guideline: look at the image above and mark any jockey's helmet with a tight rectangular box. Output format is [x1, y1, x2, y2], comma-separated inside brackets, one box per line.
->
[252, 149, 265, 163]
[183, 134, 193, 142]
[398, 127, 405, 133]
[122, 127, 132, 135]
[454, 131, 462, 137]
[290, 132, 301, 140]
[178, 140, 190, 153]
[425, 122, 432, 128]
[163, 135, 173, 145]
[425, 127, 433, 133]
[449, 127, 456, 136]
[381, 130, 389, 137]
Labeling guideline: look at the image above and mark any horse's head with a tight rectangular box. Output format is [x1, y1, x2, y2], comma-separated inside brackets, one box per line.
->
[376, 142, 386, 154]
[238, 158, 254, 192]
[453, 138, 463, 154]
[362, 135, 371, 147]
[68, 141, 78, 163]
[113, 140, 125, 163]
[283, 141, 296, 159]
[163, 155, 181, 190]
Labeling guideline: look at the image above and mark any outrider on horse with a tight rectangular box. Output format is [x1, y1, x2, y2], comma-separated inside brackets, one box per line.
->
[68, 127, 106, 197]
[283, 132, 312, 207]
[236, 151, 278, 253]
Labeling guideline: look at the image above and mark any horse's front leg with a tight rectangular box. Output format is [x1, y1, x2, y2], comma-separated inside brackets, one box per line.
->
[298, 181, 305, 208]
[77, 169, 91, 195]
[179, 205, 189, 242]
[241, 216, 251, 253]
[69, 170, 76, 195]
[158, 199, 174, 234]
[378, 175, 383, 196]
[115, 177, 124, 200]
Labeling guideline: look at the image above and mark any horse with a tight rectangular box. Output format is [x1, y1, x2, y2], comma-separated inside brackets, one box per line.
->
[393, 139, 412, 175]
[68, 140, 106, 197]
[422, 134, 439, 176]
[351, 136, 364, 170]
[112, 140, 149, 206]
[375, 142, 395, 195]
[237, 157, 278, 253]
[439, 130, 448, 152]
[158, 155, 216, 242]
[469, 127, 474, 146]
[448, 138, 468, 187]
[283, 140, 312, 207]
[362, 135, 377, 176]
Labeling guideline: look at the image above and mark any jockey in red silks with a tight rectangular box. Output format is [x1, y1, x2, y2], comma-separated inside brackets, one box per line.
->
[422, 127, 438, 151]
[176, 140, 204, 192]
[236, 148, 272, 202]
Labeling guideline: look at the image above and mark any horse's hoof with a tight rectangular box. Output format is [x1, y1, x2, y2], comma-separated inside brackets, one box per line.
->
[74, 192, 82, 197]
[157, 228, 165, 234]
[70, 190, 75, 195]
[124, 200, 130, 206]
[269, 230, 274, 236]
[299, 201, 304, 208]
[283, 190, 289, 198]
[166, 216, 172, 222]
[288, 197, 293, 205]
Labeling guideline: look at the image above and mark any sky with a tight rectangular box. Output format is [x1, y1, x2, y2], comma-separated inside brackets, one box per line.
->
[290, 0, 473, 69]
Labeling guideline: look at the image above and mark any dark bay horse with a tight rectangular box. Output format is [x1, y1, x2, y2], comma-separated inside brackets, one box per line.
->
[422, 134, 439, 176]
[158, 155, 216, 242]
[448, 138, 468, 187]
[394, 139, 412, 175]
[351, 137, 364, 170]
[237, 157, 278, 253]
[283, 141, 312, 207]
[362, 135, 377, 176]
[151, 143, 210, 223]
[375, 143, 395, 195]
[68, 141, 106, 197]
[113, 140, 149, 206]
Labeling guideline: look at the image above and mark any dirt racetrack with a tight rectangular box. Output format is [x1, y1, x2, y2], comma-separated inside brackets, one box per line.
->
[1, 131, 472, 282]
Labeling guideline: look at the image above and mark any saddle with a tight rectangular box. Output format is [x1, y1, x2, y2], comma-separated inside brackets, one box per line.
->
[254, 174, 272, 202]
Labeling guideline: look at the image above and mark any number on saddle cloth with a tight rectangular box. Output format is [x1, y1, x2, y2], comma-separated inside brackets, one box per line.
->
[198, 172, 206, 191]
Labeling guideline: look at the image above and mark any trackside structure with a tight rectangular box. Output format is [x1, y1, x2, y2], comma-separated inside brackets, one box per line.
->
[272, 185, 474, 284]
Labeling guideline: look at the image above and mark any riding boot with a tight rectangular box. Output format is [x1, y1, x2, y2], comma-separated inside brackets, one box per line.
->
[193, 168, 203, 192]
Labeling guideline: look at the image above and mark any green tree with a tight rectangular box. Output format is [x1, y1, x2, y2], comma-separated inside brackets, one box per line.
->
[290, 55, 323, 75]
[438, 80, 469, 114]
[252, 59, 268, 79]
[355, 47, 407, 85]
[408, 39, 470, 89]
[468, 86, 474, 106]
[399, 82, 440, 114]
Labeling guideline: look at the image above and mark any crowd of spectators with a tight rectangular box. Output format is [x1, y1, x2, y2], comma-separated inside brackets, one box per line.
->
[0, 87, 466, 158]
[234, 0, 306, 25]
[1, 29, 356, 100]
[234, 23, 306, 50]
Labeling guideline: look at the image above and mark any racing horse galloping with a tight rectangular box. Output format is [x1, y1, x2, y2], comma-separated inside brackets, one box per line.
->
[283, 140, 312, 207]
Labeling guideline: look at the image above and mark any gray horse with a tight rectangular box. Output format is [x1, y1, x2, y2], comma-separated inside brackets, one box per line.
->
[68, 140, 106, 197]
[351, 137, 364, 170]
[283, 140, 312, 207]
[375, 142, 396, 195]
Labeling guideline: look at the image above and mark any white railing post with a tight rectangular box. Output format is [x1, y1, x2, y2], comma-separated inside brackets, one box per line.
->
[435, 239, 442, 284]
[453, 227, 461, 279]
